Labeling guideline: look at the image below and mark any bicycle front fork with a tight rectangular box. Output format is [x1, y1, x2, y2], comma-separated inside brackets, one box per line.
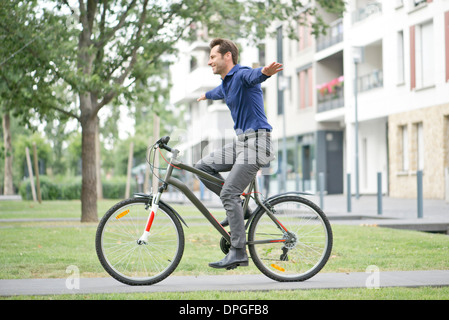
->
[137, 191, 162, 245]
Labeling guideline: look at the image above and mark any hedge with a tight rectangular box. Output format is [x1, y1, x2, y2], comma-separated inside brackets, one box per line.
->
[19, 176, 137, 200]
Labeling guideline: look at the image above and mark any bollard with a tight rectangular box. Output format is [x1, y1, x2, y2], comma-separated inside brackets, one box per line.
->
[200, 181, 205, 201]
[347, 173, 352, 213]
[319, 172, 325, 209]
[417, 170, 423, 218]
[377, 172, 382, 215]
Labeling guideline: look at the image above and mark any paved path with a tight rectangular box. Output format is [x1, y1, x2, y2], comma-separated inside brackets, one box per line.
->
[1, 270, 449, 296]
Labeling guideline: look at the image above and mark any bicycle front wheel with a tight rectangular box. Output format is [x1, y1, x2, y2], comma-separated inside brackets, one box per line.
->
[96, 197, 184, 286]
[248, 195, 332, 282]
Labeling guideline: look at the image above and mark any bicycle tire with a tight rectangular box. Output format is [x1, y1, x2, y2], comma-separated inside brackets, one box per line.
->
[248, 195, 332, 282]
[96, 197, 184, 286]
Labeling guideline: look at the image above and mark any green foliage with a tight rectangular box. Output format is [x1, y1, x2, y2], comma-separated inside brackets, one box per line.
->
[19, 175, 136, 200]
[12, 132, 53, 185]
[65, 131, 82, 175]
[19, 176, 60, 201]
[0, 1, 76, 127]
[102, 176, 137, 199]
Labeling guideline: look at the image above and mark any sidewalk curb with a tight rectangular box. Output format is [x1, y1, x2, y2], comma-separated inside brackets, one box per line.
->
[1, 270, 449, 296]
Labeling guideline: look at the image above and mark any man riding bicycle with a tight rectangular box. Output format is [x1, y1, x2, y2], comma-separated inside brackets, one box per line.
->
[196, 38, 282, 270]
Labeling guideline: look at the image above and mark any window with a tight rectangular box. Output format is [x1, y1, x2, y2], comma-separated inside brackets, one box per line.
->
[444, 116, 449, 170]
[190, 56, 198, 72]
[445, 11, 449, 82]
[297, 13, 312, 51]
[415, 20, 434, 88]
[397, 31, 405, 85]
[401, 125, 409, 171]
[298, 67, 313, 109]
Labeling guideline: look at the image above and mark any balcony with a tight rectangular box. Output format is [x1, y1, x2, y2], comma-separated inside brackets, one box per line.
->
[317, 76, 344, 113]
[352, 1, 382, 24]
[316, 19, 343, 52]
[357, 69, 383, 93]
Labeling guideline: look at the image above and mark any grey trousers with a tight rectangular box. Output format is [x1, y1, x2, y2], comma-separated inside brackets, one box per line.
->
[194, 131, 274, 248]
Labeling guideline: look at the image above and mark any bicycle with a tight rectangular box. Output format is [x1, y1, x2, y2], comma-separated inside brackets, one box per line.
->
[96, 136, 333, 286]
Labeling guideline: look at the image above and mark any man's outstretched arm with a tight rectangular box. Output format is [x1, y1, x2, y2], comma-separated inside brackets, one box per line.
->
[197, 85, 224, 101]
[241, 62, 284, 87]
[261, 62, 283, 77]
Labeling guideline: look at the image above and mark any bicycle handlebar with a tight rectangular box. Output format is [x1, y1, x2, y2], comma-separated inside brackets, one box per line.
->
[155, 136, 173, 152]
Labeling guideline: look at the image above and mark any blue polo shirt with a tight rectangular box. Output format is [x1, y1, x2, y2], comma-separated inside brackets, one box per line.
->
[205, 64, 272, 134]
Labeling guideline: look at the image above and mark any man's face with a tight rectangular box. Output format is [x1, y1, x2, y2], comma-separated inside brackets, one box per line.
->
[208, 45, 228, 76]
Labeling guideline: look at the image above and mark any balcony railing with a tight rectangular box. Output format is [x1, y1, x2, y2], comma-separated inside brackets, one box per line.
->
[357, 69, 383, 93]
[316, 19, 343, 52]
[317, 76, 344, 113]
[352, 1, 382, 24]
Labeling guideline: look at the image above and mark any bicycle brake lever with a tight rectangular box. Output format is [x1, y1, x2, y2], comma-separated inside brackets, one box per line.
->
[154, 136, 171, 149]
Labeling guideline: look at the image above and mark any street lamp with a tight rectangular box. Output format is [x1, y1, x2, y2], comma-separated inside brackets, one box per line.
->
[352, 46, 364, 200]
[278, 75, 290, 193]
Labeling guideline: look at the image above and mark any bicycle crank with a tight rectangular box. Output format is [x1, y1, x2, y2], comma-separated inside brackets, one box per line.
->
[220, 236, 231, 254]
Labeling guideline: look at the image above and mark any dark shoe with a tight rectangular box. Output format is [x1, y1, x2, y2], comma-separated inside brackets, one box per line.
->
[220, 208, 252, 227]
[208, 247, 249, 270]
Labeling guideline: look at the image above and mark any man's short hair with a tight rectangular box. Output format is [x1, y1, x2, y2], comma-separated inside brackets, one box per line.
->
[210, 38, 239, 65]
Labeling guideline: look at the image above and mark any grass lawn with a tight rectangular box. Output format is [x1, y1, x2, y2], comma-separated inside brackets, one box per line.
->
[1, 199, 449, 300]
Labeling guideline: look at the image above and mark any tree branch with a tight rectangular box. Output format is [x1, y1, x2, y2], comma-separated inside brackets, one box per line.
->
[46, 104, 81, 122]
[116, 0, 149, 84]
[86, 0, 97, 33]
[94, 0, 149, 114]
[78, 0, 88, 31]
[94, 0, 137, 50]
[93, 0, 201, 114]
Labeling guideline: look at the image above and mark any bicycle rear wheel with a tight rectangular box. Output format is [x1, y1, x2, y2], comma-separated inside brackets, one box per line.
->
[248, 195, 332, 282]
[96, 197, 184, 286]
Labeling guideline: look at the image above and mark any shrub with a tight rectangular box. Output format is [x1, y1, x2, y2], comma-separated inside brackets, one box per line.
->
[19, 176, 59, 200]
[19, 175, 137, 200]
[102, 176, 136, 199]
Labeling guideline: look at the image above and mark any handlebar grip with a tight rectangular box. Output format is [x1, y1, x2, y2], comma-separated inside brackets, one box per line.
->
[161, 144, 172, 152]
[156, 136, 172, 152]
[160, 136, 170, 145]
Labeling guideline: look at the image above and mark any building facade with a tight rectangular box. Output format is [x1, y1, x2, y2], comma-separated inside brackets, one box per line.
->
[265, 0, 449, 199]
[170, 0, 449, 200]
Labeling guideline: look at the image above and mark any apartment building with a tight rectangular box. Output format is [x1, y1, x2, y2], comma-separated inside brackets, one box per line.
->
[170, 0, 449, 200]
[265, 0, 449, 199]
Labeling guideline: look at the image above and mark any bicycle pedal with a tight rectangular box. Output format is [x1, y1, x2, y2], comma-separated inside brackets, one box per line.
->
[226, 265, 238, 270]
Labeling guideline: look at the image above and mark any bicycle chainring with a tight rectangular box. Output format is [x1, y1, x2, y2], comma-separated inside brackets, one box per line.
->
[220, 236, 231, 254]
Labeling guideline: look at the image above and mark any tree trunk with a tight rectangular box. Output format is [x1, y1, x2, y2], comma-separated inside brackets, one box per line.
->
[95, 116, 103, 200]
[80, 99, 98, 222]
[2, 112, 14, 195]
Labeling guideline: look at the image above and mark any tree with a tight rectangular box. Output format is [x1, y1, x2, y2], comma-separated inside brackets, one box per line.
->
[0, 0, 70, 195]
[3, 0, 345, 222]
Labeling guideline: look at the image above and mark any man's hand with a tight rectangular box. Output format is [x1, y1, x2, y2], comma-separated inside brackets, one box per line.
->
[197, 93, 206, 101]
[262, 62, 283, 76]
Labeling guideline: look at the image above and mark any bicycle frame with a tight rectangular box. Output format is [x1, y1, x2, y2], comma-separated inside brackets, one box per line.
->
[138, 147, 289, 246]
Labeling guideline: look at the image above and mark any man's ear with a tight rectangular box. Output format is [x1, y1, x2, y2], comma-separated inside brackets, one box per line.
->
[224, 51, 232, 62]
